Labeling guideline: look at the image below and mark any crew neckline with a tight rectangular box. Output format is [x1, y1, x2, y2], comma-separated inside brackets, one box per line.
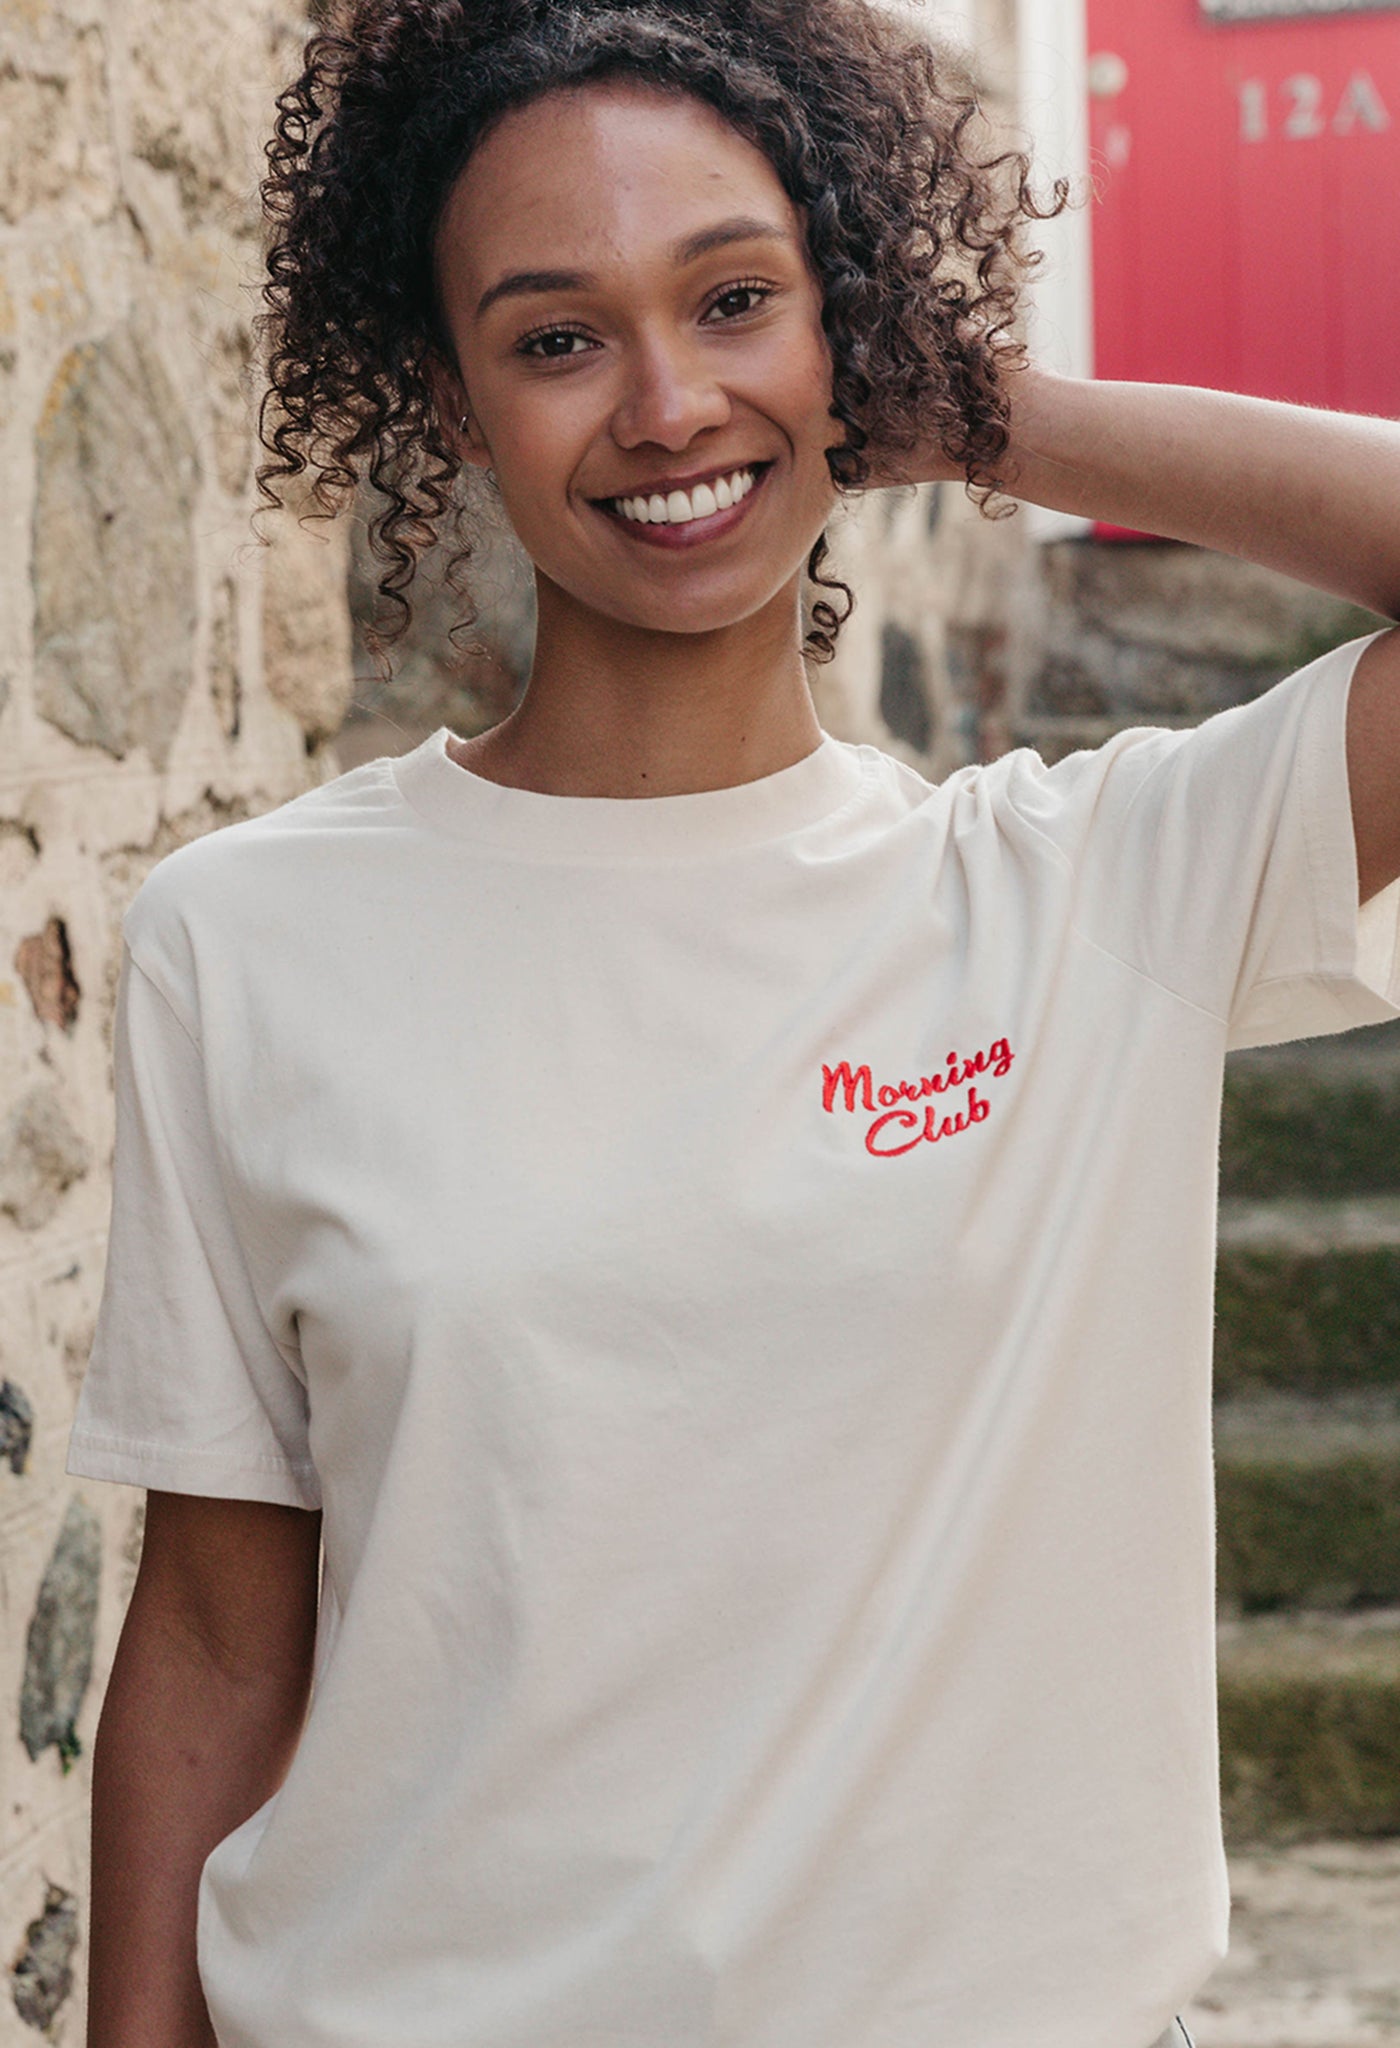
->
[390, 726, 870, 858]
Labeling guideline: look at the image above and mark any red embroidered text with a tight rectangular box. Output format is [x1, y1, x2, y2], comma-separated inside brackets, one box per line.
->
[821, 1039, 1015, 1158]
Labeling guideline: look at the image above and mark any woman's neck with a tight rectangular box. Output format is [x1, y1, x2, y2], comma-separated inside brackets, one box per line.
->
[447, 570, 825, 797]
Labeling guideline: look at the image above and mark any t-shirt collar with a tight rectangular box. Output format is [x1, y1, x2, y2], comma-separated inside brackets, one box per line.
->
[391, 725, 869, 859]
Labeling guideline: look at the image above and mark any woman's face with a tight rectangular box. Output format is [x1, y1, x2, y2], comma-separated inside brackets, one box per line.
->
[432, 79, 842, 641]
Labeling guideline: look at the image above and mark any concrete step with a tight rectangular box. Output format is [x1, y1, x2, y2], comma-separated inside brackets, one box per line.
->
[1181, 1837, 1400, 2048]
[1217, 1609, 1400, 1846]
[1215, 1200, 1400, 1399]
[1214, 1395, 1400, 1612]
[1222, 1021, 1400, 1200]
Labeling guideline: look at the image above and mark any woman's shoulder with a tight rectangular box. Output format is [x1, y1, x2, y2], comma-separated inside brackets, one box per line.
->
[120, 749, 408, 990]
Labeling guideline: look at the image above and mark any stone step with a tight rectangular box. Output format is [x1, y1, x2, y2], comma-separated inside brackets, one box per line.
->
[1214, 1395, 1400, 1612]
[1214, 1201, 1400, 1399]
[1222, 1021, 1400, 1200]
[1217, 1609, 1400, 1845]
[1181, 1837, 1400, 2047]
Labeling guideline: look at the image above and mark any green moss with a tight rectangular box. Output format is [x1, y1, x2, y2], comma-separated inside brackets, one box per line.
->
[1214, 1247, 1400, 1398]
[1220, 1671, 1400, 1845]
[1216, 1455, 1400, 1610]
[1221, 1071, 1400, 1198]
[1274, 605, 1394, 674]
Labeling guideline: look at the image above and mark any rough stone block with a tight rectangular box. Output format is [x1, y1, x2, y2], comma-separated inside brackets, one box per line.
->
[0, 29, 115, 227]
[1024, 539, 1387, 723]
[8, 1881, 78, 2031]
[125, 0, 269, 232]
[261, 497, 355, 745]
[19, 1494, 101, 1769]
[0, 1380, 33, 1475]
[14, 916, 80, 1033]
[0, 1086, 90, 1231]
[878, 620, 934, 752]
[341, 475, 533, 752]
[32, 319, 198, 768]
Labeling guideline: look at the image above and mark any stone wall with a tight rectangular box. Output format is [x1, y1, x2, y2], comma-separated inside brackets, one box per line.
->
[0, 1, 350, 2038]
[813, 477, 1026, 777]
[1006, 534, 1389, 761]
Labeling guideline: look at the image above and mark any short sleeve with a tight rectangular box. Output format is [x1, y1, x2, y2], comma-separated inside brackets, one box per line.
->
[66, 938, 321, 1509]
[1001, 628, 1400, 1049]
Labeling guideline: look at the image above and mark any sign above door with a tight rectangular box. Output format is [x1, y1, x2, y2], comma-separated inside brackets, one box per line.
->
[1202, 0, 1398, 19]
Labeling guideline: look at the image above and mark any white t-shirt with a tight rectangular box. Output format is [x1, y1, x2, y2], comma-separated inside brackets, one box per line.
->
[69, 631, 1400, 2048]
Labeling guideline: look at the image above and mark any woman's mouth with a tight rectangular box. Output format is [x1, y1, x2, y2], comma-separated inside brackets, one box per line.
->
[593, 462, 772, 548]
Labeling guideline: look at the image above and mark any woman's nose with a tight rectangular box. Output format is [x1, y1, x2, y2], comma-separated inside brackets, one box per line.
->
[610, 332, 732, 451]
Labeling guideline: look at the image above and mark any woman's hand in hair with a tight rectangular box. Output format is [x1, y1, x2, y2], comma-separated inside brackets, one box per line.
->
[858, 358, 1056, 493]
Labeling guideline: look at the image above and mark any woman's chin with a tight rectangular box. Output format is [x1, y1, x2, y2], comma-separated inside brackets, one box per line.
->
[539, 565, 800, 643]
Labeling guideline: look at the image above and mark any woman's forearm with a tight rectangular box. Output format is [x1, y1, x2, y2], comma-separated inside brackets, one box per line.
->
[87, 1580, 314, 2047]
[990, 368, 1400, 621]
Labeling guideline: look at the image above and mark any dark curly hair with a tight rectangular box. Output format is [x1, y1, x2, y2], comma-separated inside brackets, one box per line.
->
[257, 0, 1069, 668]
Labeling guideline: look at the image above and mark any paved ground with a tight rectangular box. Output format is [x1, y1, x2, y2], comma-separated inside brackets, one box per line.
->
[1183, 1841, 1400, 2046]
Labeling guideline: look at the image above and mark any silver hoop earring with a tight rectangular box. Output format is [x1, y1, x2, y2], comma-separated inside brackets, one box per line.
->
[458, 414, 470, 433]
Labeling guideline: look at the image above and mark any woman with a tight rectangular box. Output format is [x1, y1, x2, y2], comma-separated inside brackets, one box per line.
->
[68, 2, 1400, 2045]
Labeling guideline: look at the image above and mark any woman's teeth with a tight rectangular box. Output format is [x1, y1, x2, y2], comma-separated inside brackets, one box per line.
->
[611, 466, 757, 526]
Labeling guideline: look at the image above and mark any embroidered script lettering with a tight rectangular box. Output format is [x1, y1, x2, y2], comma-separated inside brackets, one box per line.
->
[821, 1040, 1015, 1158]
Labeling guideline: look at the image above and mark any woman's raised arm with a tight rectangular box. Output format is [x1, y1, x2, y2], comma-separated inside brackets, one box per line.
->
[945, 368, 1400, 903]
[991, 367, 1400, 620]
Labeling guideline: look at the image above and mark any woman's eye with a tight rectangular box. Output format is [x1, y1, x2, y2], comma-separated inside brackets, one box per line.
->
[517, 328, 592, 360]
[707, 283, 773, 321]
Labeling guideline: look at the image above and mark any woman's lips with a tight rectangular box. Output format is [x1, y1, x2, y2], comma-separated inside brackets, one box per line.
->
[594, 462, 773, 550]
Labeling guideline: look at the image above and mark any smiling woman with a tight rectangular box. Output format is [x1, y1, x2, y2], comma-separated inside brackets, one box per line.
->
[427, 86, 839, 641]
[65, 2, 1400, 2047]
[256, 0, 1065, 705]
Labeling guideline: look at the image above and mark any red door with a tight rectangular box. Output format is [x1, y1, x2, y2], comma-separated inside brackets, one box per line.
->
[1085, 0, 1400, 535]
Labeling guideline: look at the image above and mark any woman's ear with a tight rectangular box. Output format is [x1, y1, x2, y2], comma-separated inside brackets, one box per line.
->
[424, 347, 493, 471]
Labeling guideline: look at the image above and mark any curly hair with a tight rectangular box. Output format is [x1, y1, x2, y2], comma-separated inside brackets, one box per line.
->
[257, 0, 1069, 669]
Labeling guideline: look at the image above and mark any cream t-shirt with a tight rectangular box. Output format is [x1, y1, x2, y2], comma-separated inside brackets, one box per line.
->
[69, 632, 1400, 2048]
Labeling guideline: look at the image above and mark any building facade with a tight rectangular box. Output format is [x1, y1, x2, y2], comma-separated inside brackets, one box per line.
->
[1, 0, 1395, 2039]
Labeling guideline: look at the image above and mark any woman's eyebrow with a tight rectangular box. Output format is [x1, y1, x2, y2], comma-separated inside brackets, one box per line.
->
[474, 215, 793, 319]
[672, 215, 792, 266]
[475, 268, 590, 319]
